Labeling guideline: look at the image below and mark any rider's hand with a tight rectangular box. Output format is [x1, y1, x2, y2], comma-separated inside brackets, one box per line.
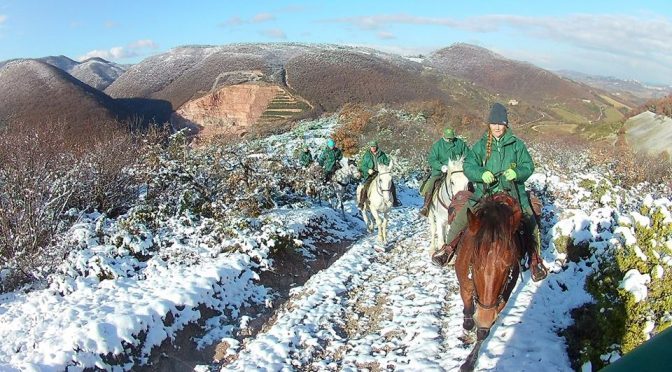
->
[368, 169, 374, 175]
[482, 171, 495, 184]
[503, 168, 517, 181]
[441, 165, 449, 173]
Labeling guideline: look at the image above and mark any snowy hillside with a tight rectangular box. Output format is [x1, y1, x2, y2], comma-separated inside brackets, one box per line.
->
[0, 115, 670, 371]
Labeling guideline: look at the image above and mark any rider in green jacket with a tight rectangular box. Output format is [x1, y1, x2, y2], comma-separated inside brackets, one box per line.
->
[318, 139, 343, 183]
[435, 103, 546, 281]
[299, 145, 313, 167]
[358, 140, 400, 208]
[419, 126, 471, 217]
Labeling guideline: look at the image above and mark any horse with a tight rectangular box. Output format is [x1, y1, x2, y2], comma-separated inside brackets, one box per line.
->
[454, 193, 526, 371]
[356, 161, 394, 243]
[320, 158, 360, 215]
[428, 157, 470, 254]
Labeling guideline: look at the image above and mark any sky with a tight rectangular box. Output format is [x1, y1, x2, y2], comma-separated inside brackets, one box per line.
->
[1, 0, 671, 85]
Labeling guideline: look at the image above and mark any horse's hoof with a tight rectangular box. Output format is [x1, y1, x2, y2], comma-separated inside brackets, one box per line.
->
[458, 330, 476, 345]
[463, 317, 475, 331]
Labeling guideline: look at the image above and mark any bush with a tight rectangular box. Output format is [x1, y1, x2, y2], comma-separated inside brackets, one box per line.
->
[0, 121, 158, 292]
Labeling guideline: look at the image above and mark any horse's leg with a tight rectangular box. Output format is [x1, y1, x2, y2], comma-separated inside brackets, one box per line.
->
[429, 209, 437, 253]
[371, 208, 383, 242]
[381, 212, 388, 243]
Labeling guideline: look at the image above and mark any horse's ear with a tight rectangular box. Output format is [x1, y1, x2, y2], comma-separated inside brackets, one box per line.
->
[467, 208, 479, 232]
[388, 157, 394, 171]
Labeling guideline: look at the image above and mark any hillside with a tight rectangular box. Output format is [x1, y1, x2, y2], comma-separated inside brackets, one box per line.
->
[557, 70, 671, 105]
[0, 60, 121, 132]
[425, 43, 626, 124]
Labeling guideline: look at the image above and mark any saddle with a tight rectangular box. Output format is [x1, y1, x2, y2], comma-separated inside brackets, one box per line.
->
[447, 190, 473, 224]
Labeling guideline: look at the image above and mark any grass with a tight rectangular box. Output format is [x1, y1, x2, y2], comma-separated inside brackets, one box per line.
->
[551, 106, 589, 124]
[602, 106, 625, 123]
[599, 94, 632, 110]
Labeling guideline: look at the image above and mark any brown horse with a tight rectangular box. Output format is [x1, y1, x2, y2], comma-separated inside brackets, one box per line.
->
[455, 193, 526, 340]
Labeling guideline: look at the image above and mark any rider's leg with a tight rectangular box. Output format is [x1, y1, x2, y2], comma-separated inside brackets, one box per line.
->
[523, 209, 547, 281]
[391, 181, 401, 207]
[419, 176, 439, 217]
[358, 177, 373, 209]
[431, 203, 469, 265]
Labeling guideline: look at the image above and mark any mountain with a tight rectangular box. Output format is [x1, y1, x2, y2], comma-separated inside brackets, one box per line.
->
[425, 43, 634, 125]
[426, 43, 591, 102]
[0, 59, 121, 131]
[106, 43, 452, 137]
[106, 43, 438, 110]
[556, 70, 671, 104]
[68, 57, 126, 90]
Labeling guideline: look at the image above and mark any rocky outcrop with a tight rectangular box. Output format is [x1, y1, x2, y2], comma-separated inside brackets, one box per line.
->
[171, 83, 286, 137]
[623, 111, 672, 159]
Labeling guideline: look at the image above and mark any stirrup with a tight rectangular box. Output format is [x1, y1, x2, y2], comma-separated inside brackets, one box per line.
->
[431, 244, 455, 267]
[531, 262, 548, 282]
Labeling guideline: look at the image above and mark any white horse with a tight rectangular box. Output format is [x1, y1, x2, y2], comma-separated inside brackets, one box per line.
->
[357, 161, 394, 243]
[428, 157, 470, 253]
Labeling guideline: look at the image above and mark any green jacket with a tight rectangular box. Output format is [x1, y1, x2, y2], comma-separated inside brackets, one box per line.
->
[428, 138, 471, 177]
[464, 130, 534, 208]
[299, 150, 312, 167]
[318, 147, 342, 173]
[360, 149, 390, 176]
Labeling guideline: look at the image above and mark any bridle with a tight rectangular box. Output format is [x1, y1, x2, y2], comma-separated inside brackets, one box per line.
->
[469, 261, 518, 310]
[374, 171, 392, 196]
[436, 169, 463, 211]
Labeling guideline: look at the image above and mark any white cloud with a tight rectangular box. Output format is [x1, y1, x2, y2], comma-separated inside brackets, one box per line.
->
[0, 15, 7, 25]
[328, 13, 672, 84]
[221, 16, 244, 27]
[104, 20, 119, 29]
[260, 28, 286, 39]
[377, 31, 396, 40]
[252, 12, 275, 23]
[78, 39, 159, 61]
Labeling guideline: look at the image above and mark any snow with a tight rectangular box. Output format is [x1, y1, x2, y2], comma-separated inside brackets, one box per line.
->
[1, 114, 670, 370]
[619, 269, 651, 302]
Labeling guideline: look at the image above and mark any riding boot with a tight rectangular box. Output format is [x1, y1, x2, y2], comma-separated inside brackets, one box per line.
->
[419, 177, 439, 217]
[419, 191, 432, 217]
[529, 251, 548, 282]
[358, 185, 367, 209]
[391, 182, 401, 207]
[431, 231, 463, 266]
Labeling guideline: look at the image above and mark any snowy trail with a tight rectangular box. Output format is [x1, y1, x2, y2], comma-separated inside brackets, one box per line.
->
[224, 188, 577, 371]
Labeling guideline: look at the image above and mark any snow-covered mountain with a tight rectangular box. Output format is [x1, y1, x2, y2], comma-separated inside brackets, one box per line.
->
[0, 59, 121, 130]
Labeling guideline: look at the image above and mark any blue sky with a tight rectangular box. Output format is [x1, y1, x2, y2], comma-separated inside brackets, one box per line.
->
[1, 0, 671, 85]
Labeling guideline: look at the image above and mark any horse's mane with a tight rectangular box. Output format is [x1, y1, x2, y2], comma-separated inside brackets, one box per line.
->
[471, 194, 523, 264]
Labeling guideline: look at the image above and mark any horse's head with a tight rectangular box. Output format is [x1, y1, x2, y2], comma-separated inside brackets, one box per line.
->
[443, 156, 469, 196]
[462, 193, 523, 337]
[375, 163, 394, 204]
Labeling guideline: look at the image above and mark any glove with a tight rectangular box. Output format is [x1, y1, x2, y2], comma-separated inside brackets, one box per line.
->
[368, 169, 374, 175]
[482, 171, 495, 184]
[441, 165, 449, 173]
[503, 168, 517, 181]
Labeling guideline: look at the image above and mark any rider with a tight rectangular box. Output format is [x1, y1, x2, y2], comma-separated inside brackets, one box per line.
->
[299, 145, 313, 167]
[358, 140, 401, 208]
[318, 138, 343, 183]
[419, 126, 471, 217]
[434, 103, 547, 281]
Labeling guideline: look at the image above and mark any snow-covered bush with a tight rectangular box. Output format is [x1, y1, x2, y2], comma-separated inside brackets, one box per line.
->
[0, 121, 151, 292]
